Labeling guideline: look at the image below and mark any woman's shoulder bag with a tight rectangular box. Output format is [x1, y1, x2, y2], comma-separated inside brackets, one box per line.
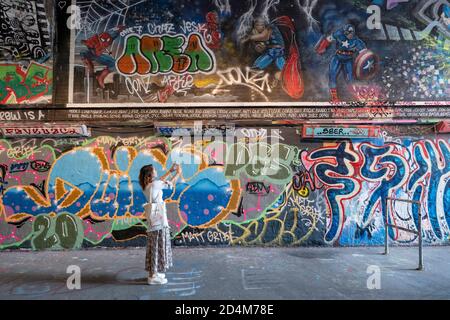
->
[143, 184, 165, 230]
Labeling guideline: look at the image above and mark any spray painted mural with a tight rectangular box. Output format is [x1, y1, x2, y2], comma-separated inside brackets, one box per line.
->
[0, 0, 53, 104]
[0, 127, 449, 250]
[69, 0, 450, 105]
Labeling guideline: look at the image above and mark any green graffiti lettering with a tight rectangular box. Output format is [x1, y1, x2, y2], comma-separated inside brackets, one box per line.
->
[31, 213, 83, 250]
[140, 35, 162, 74]
[0, 63, 52, 104]
[116, 35, 151, 75]
[32, 215, 59, 250]
[24, 63, 53, 99]
[158, 35, 188, 73]
[185, 33, 214, 73]
[117, 33, 215, 76]
[0, 65, 29, 103]
[55, 213, 84, 249]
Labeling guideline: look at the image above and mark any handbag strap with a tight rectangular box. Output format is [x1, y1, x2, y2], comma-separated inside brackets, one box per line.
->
[147, 181, 164, 205]
[147, 183, 154, 204]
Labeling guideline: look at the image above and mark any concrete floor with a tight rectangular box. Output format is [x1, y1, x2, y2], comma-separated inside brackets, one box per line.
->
[0, 246, 449, 300]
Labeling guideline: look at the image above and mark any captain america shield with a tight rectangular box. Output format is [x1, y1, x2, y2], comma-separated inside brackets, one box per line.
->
[353, 49, 380, 80]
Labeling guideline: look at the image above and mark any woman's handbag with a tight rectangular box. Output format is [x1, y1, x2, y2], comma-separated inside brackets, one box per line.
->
[144, 185, 165, 229]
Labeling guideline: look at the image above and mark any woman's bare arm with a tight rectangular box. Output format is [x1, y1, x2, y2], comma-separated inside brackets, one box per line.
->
[167, 165, 182, 185]
[160, 164, 177, 182]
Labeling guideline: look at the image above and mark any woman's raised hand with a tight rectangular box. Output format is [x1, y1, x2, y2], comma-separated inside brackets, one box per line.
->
[173, 164, 181, 174]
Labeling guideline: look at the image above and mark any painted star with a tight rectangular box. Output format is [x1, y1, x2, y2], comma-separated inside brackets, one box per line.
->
[342, 40, 350, 48]
[363, 59, 375, 71]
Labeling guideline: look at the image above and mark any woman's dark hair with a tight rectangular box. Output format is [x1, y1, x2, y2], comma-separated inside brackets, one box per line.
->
[139, 165, 154, 190]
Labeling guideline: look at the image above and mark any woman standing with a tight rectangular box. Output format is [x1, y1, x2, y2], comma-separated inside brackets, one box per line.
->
[139, 163, 181, 285]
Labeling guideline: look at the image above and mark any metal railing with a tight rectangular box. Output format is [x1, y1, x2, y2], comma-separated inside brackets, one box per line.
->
[384, 197, 423, 271]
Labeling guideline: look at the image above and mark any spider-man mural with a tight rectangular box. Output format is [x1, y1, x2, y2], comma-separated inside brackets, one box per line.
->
[81, 25, 125, 89]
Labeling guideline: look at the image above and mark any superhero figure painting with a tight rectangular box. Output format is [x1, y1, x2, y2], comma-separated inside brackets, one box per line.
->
[205, 8, 231, 50]
[315, 24, 369, 102]
[81, 25, 125, 89]
[241, 16, 304, 99]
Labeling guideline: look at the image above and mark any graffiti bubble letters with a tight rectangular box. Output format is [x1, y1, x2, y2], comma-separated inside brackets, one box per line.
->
[32, 213, 84, 250]
[358, 143, 410, 240]
[225, 142, 297, 184]
[308, 143, 362, 243]
[0, 62, 53, 104]
[407, 140, 450, 240]
[116, 33, 216, 76]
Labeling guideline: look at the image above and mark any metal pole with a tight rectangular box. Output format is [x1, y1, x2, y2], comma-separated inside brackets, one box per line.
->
[418, 205, 424, 271]
[384, 197, 389, 255]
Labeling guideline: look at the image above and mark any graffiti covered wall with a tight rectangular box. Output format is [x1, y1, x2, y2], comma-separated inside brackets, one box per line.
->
[0, 0, 54, 104]
[0, 127, 449, 250]
[70, 0, 450, 105]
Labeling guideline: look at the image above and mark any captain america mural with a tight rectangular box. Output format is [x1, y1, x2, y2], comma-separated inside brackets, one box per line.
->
[315, 24, 379, 103]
